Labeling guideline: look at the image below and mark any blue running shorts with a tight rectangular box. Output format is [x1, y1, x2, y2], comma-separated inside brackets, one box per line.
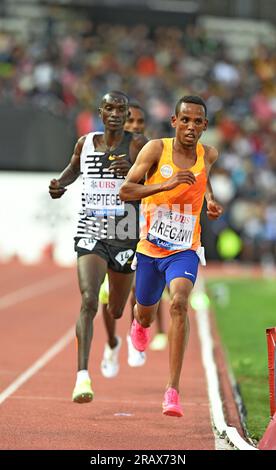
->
[135, 250, 199, 306]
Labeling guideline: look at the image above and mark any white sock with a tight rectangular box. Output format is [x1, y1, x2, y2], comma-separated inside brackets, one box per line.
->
[76, 369, 90, 385]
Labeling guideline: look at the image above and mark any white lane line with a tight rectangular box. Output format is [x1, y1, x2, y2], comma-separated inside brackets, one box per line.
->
[11, 395, 210, 407]
[0, 272, 72, 310]
[194, 276, 257, 451]
[0, 327, 75, 405]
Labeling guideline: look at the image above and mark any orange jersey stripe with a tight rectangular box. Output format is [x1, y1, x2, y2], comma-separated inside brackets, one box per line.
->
[137, 138, 207, 258]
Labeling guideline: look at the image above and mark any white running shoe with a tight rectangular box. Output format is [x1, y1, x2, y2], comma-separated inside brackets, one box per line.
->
[149, 333, 168, 351]
[101, 336, 122, 378]
[127, 334, 146, 367]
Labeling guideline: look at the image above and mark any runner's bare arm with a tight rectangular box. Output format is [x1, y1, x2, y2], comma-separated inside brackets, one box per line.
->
[119, 139, 196, 201]
[204, 145, 223, 220]
[49, 136, 85, 199]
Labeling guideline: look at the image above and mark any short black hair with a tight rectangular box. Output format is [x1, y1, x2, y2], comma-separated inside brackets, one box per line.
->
[129, 101, 145, 113]
[129, 101, 146, 118]
[175, 95, 207, 116]
[101, 91, 129, 106]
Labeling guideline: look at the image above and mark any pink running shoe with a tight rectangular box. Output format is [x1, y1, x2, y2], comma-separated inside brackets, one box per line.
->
[130, 319, 150, 352]
[162, 387, 183, 417]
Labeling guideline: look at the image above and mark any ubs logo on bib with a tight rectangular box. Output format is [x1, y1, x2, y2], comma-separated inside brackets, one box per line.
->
[160, 164, 173, 178]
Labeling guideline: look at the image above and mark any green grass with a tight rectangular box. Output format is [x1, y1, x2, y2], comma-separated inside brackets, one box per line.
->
[206, 277, 276, 441]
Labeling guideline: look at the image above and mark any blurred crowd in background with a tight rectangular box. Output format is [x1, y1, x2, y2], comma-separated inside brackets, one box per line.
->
[1, 10, 276, 264]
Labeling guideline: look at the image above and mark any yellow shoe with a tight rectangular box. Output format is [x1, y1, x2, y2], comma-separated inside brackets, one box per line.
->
[72, 379, 94, 403]
[99, 275, 109, 304]
[149, 333, 168, 351]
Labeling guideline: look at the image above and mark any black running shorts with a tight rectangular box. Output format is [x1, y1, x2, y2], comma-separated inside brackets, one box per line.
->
[74, 237, 136, 274]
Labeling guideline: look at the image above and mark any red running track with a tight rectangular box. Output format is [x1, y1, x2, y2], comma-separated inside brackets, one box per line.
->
[0, 260, 216, 450]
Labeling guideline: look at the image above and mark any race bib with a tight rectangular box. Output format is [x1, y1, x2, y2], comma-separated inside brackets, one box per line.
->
[147, 208, 196, 251]
[84, 178, 125, 216]
[77, 238, 97, 251]
[115, 249, 134, 267]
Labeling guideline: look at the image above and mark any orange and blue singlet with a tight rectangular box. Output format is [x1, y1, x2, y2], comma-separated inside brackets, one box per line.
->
[135, 138, 207, 306]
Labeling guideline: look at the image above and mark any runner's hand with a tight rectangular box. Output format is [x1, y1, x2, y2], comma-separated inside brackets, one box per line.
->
[161, 170, 196, 191]
[49, 179, 67, 199]
[206, 200, 223, 220]
[108, 157, 131, 177]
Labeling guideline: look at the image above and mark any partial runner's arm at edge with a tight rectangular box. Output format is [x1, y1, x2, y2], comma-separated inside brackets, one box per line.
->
[57, 136, 85, 187]
[49, 136, 85, 199]
[205, 179, 215, 204]
[204, 145, 223, 220]
[204, 145, 218, 204]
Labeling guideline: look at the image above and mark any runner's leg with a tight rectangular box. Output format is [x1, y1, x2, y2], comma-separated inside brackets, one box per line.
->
[166, 277, 193, 391]
[107, 269, 134, 319]
[76, 254, 107, 370]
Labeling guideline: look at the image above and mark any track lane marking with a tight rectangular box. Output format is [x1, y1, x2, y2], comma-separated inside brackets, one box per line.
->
[0, 326, 75, 405]
[195, 276, 257, 450]
[0, 272, 73, 310]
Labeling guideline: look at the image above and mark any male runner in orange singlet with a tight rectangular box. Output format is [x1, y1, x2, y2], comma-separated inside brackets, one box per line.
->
[120, 95, 223, 417]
